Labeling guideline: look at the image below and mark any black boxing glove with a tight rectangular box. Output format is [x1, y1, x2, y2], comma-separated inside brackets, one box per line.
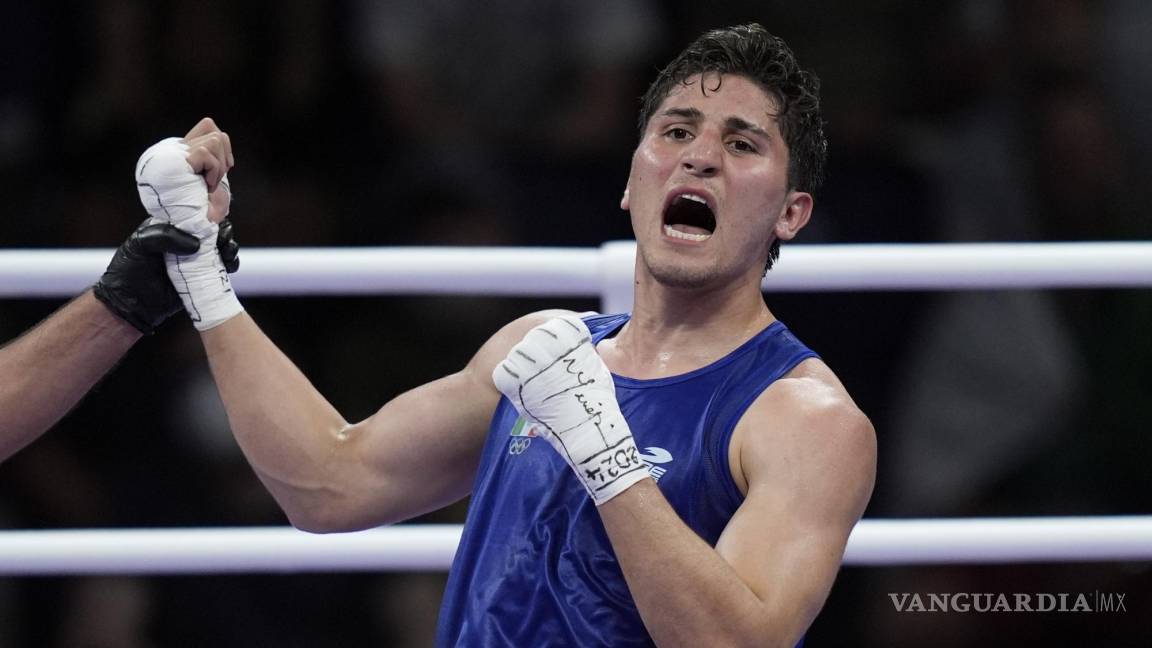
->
[93, 218, 240, 334]
[217, 218, 240, 274]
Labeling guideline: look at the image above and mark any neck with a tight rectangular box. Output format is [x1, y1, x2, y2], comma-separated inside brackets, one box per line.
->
[602, 264, 775, 379]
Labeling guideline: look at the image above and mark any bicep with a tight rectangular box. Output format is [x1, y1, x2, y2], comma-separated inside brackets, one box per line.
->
[332, 309, 574, 527]
[343, 366, 499, 524]
[714, 397, 875, 640]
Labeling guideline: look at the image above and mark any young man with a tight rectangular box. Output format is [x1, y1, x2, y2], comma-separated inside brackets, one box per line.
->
[151, 24, 874, 646]
[0, 119, 236, 462]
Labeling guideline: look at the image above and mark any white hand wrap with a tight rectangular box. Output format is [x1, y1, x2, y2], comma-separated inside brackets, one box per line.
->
[135, 137, 242, 330]
[494, 315, 648, 505]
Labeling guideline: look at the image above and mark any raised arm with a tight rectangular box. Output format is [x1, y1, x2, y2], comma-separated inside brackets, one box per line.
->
[198, 310, 564, 532]
[131, 117, 567, 531]
[134, 118, 578, 532]
[0, 210, 236, 462]
[0, 292, 139, 461]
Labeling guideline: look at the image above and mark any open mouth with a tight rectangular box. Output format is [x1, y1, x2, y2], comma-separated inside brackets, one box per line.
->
[663, 194, 716, 242]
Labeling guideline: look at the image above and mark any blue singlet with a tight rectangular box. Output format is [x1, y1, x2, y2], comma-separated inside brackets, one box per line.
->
[437, 313, 818, 646]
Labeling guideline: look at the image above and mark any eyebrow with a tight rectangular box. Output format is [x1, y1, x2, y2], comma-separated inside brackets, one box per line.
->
[661, 107, 704, 122]
[725, 116, 772, 140]
[659, 108, 772, 140]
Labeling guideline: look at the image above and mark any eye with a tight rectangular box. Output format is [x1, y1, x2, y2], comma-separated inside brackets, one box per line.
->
[727, 139, 757, 154]
[665, 127, 693, 141]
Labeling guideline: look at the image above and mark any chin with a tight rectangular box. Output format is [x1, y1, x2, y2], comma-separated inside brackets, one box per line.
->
[642, 253, 723, 290]
[654, 271, 712, 290]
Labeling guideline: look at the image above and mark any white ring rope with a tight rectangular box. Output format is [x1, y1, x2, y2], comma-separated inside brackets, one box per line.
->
[3, 242, 1152, 300]
[0, 517, 1149, 575]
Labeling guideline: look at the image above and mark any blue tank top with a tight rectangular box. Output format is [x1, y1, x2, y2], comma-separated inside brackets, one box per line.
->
[436, 313, 818, 647]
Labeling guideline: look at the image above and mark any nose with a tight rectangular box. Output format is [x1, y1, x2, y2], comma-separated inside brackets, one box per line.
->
[680, 135, 721, 177]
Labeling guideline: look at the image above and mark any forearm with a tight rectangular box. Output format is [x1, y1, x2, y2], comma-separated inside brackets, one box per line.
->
[199, 313, 358, 528]
[0, 291, 140, 462]
[599, 480, 790, 648]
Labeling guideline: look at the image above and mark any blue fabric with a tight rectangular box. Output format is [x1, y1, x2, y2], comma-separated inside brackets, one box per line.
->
[437, 313, 818, 646]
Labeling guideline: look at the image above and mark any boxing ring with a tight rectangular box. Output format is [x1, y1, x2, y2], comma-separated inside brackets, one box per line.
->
[2, 241, 1151, 575]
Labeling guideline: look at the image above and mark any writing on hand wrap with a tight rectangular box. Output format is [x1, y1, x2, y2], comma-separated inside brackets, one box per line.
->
[494, 314, 650, 505]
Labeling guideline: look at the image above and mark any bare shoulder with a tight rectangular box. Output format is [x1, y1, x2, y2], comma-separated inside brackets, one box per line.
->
[762, 358, 872, 434]
[730, 358, 876, 499]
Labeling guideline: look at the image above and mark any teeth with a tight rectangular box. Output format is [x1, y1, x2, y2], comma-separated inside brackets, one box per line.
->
[664, 225, 711, 241]
[680, 194, 707, 204]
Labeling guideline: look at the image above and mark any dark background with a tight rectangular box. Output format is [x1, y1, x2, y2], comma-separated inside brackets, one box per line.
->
[1, 1, 1149, 645]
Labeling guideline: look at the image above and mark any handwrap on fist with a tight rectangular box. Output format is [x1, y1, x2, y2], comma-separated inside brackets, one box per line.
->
[494, 315, 648, 505]
[93, 218, 240, 334]
[135, 137, 242, 330]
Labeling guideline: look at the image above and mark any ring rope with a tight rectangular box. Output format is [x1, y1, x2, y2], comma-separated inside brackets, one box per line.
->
[1, 516, 1150, 575]
[3, 242, 1151, 299]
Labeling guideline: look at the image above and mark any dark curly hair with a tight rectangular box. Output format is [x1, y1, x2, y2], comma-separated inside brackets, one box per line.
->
[638, 24, 827, 269]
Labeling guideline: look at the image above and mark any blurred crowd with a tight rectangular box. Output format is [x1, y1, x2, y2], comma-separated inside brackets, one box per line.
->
[0, 1, 1149, 646]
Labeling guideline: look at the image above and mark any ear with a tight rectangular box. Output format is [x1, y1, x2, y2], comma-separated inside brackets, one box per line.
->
[620, 187, 631, 211]
[773, 191, 813, 242]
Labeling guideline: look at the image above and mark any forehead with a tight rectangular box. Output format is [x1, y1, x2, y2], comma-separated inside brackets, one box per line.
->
[651, 74, 781, 132]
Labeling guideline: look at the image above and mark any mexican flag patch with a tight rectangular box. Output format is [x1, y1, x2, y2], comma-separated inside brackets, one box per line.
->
[509, 417, 538, 438]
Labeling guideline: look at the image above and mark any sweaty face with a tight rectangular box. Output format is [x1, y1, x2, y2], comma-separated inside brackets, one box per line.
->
[622, 74, 810, 290]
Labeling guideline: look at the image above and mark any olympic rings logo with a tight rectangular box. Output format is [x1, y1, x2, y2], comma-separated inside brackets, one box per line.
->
[508, 437, 533, 455]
